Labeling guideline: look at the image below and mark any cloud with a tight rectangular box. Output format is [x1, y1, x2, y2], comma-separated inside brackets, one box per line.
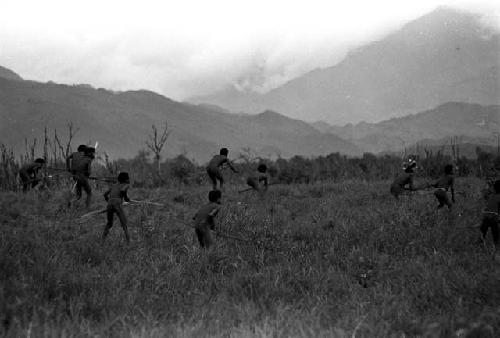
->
[0, 0, 498, 100]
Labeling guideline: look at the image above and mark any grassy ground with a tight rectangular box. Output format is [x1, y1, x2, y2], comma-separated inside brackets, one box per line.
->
[1, 178, 499, 337]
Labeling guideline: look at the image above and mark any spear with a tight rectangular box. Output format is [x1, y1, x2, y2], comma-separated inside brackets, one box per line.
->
[79, 208, 107, 219]
[238, 182, 279, 194]
[176, 218, 250, 242]
[129, 199, 165, 207]
[78, 200, 164, 220]
[46, 167, 116, 182]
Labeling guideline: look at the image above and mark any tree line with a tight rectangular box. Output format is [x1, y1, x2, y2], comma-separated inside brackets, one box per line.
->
[1, 123, 499, 190]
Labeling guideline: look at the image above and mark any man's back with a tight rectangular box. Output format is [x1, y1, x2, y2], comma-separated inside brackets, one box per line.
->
[69, 152, 91, 175]
[194, 202, 219, 229]
[208, 155, 227, 169]
[393, 172, 412, 187]
[20, 162, 39, 176]
[435, 174, 454, 190]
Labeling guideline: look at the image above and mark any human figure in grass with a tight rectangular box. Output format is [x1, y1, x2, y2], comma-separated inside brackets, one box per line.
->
[193, 190, 222, 249]
[102, 172, 131, 243]
[430, 164, 456, 210]
[18, 158, 45, 192]
[246, 163, 269, 195]
[479, 179, 500, 262]
[206, 148, 239, 191]
[390, 159, 418, 199]
[67, 145, 94, 209]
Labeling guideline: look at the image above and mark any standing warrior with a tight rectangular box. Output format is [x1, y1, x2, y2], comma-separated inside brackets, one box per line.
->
[246, 163, 269, 194]
[479, 180, 500, 262]
[430, 164, 455, 210]
[390, 159, 418, 199]
[67, 145, 94, 209]
[102, 172, 132, 243]
[206, 148, 239, 191]
[193, 190, 222, 249]
[18, 158, 45, 192]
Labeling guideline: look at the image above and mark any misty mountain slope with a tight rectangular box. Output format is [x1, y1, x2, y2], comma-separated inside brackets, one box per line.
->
[190, 7, 500, 125]
[0, 75, 361, 162]
[320, 102, 500, 153]
[0, 65, 22, 81]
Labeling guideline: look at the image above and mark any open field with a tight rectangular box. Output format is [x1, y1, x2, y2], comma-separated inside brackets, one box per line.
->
[1, 178, 499, 337]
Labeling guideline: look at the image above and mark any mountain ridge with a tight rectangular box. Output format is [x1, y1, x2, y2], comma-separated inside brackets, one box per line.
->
[312, 101, 500, 154]
[0, 74, 361, 163]
[189, 7, 500, 125]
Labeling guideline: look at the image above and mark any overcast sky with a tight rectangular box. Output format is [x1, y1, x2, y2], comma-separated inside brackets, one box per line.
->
[0, 0, 498, 100]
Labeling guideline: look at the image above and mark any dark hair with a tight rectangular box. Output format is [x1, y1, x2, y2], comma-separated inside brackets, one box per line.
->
[404, 162, 416, 173]
[208, 190, 222, 202]
[257, 164, 267, 173]
[84, 147, 96, 159]
[444, 164, 454, 175]
[494, 180, 500, 193]
[34, 158, 45, 164]
[219, 148, 229, 156]
[77, 145, 87, 152]
[117, 172, 130, 184]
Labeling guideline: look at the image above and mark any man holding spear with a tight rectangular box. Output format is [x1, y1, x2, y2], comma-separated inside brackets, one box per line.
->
[67, 145, 94, 209]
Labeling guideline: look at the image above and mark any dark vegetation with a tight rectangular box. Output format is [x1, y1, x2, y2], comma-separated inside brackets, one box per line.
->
[1, 125, 500, 337]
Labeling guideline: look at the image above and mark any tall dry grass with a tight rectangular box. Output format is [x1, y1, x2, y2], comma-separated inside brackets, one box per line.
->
[1, 178, 499, 337]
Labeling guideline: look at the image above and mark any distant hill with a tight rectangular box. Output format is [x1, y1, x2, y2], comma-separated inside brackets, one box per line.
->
[0, 73, 361, 163]
[0, 65, 22, 81]
[403, 140, 498, 159]
[312, 102, 500, 156]
[189, 7, 500, 125]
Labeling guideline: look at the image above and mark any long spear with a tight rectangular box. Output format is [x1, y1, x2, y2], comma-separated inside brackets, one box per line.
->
[78, 200, 165, 219]
[176, 218, 250, 243]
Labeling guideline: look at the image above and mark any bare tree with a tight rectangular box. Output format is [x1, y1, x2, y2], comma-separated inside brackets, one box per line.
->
[145, 121, 171, 180]
[54, 122, 79, 160]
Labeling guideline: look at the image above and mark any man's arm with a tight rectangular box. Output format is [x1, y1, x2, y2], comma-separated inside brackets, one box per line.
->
[209, 206, 220, 217]
[121, 187, 131, 202]
[103, 189, 110, 201]
[227, 161, 239, 173]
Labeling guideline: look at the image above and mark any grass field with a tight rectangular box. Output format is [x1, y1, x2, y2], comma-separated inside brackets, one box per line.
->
[1, 178, 499, 337]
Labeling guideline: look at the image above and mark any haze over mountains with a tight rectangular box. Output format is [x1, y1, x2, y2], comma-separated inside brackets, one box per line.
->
[312, 102, 500, 155]
[1, 7, 499, 162]
[189, 7, 500, 125]
[0, 75, 361, 162]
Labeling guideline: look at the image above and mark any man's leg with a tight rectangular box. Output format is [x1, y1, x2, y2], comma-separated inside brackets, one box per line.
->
[434, 190, 446, 209]
[204, 229, 213, 249]
[479, 217, 489, 241]
[80, 177, 92, 209]
[102, 205, 114, 243]
[390, 185, 401, 199]
[215, 169, 224, 192]
[195, 228, 205, 248]
[115, 205, 130, 243]
[218, 176, 224, 192]
[491, 220, 499, 249]
[19, 173, 29, 192]
[207, 168, 217, 190]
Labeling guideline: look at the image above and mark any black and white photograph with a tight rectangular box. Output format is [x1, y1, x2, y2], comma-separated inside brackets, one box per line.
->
[1, 0, 499, 336]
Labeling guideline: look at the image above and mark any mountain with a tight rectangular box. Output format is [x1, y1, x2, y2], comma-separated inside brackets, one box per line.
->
[0, 66, 23, 81]
[314, 102, 500, 154]
[0, 72, 361, 163]
[189, 7, 500, 125]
